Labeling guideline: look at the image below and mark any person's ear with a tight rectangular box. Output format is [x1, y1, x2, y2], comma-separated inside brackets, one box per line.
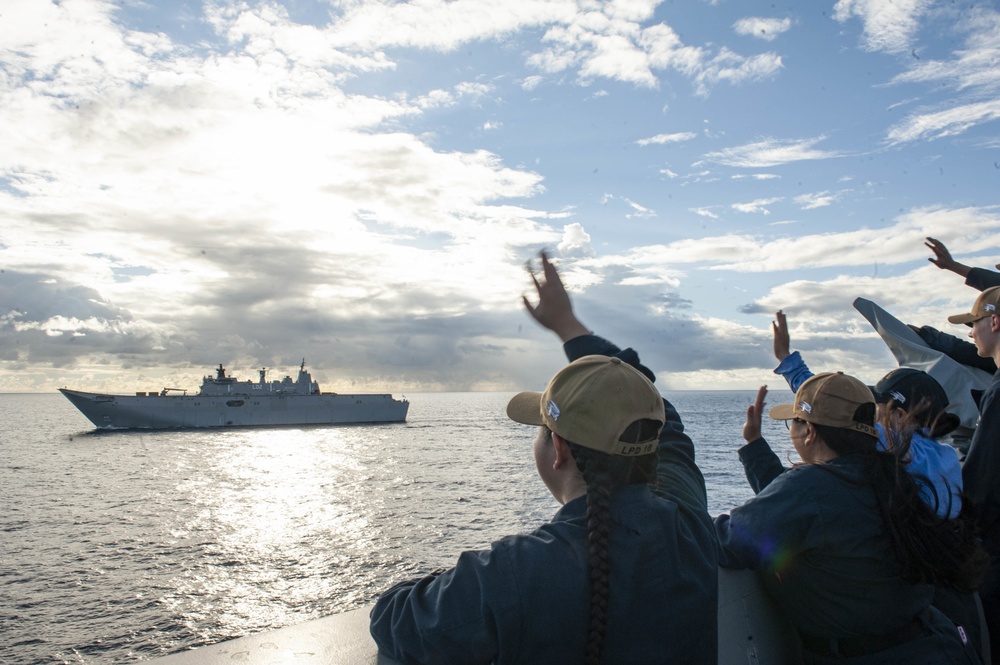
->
[551, 432, 575, 470]
[803, 422, 818, 446]
[991, 314, 1000, 334]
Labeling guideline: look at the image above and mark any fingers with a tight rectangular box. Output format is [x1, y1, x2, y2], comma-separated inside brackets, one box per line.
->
[755, 385, 768, 411]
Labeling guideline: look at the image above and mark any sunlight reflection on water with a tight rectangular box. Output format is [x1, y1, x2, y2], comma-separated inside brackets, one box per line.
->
[2, 389, 790, 663]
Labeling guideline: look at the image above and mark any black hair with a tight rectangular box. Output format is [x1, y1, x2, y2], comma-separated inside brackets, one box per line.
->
[814, 404, 987, 592]
[885, 395, 959, 439]
[543, 421, 659, 665]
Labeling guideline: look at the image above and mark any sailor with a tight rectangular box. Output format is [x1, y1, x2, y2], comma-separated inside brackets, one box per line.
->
[770, 310, 963, 519]
[369, 251, 718, 664]
[948, 286, 1000, 662]
[715, 376, 986, 664]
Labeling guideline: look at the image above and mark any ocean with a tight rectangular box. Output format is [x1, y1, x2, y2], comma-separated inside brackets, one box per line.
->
[1, 390, 795, 664]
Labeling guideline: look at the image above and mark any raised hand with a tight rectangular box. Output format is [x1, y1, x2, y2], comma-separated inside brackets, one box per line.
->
[772, 310, 791, 362]
[925, 237, 971, 277]
[743, 385, 767, 443]
[522, 250, 590, 343]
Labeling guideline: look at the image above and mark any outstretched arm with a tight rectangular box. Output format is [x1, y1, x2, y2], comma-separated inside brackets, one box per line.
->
[522, 250, 590, 343]
[926, 237, 972, 278]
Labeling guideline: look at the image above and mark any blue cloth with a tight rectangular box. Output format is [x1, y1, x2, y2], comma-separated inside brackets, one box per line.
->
[773, 352, 963, 518]
[717, 439, 980, 664]
[369, 335, 718, 665]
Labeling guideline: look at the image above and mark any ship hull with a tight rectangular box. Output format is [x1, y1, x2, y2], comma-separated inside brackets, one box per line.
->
[59, 389, 409, 429]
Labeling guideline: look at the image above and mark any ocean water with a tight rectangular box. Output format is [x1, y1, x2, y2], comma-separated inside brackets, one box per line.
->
[1, 390, 795, 664]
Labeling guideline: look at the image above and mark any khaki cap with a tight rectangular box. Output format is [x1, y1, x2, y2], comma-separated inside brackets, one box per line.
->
[769, 372, 877, 438]
[506, 355, 665, 456]
[948, 286, 1000, 326]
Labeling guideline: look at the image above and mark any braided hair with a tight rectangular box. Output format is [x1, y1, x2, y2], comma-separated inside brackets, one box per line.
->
[546, 417, 659, 665]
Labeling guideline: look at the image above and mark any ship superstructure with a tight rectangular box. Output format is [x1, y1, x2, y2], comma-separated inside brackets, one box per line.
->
[59, 360, 408, 429]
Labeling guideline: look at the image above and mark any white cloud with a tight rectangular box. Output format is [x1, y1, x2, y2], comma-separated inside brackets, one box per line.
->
[832, 0, 933, 54]
[624, 198, 656, 219]
[731, 197, 783, 214]
[636, 131, 697, 146]
[733, 17, 793, 42]
[883, 8, 1000, 143]
[521, 75, 544, 90]
[690, 207, 720, 219]
[702, 136, 841, 168]
[557, 223, 596, 258]
[618, 206, 1000, 272]
[794, 191, 840, 209]
[732, 173, 780, 180]
[886, 99, 1000, 144]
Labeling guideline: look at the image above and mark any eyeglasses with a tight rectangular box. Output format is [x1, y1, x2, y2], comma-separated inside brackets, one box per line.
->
[783, 418, 806, 430]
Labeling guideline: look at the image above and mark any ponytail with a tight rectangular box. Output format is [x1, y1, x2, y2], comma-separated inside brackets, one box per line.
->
[815, 404, 987, 592]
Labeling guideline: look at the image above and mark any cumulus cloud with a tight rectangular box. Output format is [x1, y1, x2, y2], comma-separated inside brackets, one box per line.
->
[557, 222, 596, 258]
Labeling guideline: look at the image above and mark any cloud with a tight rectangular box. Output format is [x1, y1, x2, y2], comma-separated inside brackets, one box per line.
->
[882, 8, 1000, 143]
[557, 222, 596, 258]
[732, 173, 780, 181]
[525, 5, 782, 93]
[731, 197, 783, 215]
[794, 191, 840, 209]
[690, 207, 720, 219]
[832, 0, 933, 54]
[636, 132, 697, 146]
[624, 198, 656, 219]
[521, 75, 544, 90]
[886, 99, 1000, 144]
[612, 205, 1000, 272]
[733, 17, 793, 42]
[701, 136, 842, 168]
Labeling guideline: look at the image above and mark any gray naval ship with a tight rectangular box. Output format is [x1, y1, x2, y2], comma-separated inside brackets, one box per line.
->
[59, 360, 409, 429]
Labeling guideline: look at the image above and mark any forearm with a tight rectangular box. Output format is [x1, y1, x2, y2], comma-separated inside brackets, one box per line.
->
[773, 351, 814, 393]
[738, 437, 786, 494]
[966, 267, 1000, 292]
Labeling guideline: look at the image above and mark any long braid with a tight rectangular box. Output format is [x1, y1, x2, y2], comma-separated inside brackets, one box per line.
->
[570, 444, 613, 665]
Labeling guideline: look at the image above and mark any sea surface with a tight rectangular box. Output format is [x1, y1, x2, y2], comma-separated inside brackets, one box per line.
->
[1, 390, 795, 664]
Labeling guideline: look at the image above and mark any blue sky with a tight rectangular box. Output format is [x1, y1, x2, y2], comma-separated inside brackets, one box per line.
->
[2, 0, 999, 394]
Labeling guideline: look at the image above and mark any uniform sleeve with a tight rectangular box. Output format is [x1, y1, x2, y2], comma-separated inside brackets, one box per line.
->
[714, 469, 824, 571]
[963, 377, 1000, 529]
[738, 437, 788, 494]
[773, 351, 813, 393]
[369, 545, 518, 664]
[562, 334, 707, 513]
[966, 267, 1000, 292]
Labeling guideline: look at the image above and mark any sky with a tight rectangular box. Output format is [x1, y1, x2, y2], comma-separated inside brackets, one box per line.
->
[2, 0, 1000, 395]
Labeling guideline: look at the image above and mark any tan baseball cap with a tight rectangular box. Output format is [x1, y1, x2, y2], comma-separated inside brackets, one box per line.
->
[769, 372, 877, 438]
[948, 286, 1000, 326]
[506, 355, 665, 456]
